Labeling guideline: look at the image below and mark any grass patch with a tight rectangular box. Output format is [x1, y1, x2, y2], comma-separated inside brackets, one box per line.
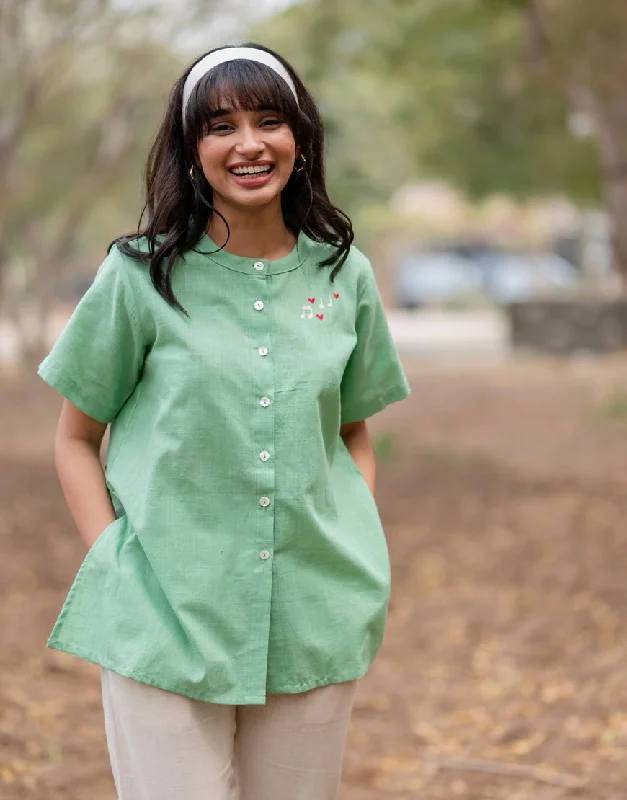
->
[373, 431, 399, 461]
[416, 447, 476, 466]
[596, 386, 627, 423]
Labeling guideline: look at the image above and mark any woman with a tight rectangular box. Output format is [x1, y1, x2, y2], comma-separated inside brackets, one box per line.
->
[38, 43, 411, 799]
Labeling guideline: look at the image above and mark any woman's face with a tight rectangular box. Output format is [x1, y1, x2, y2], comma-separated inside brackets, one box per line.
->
[197, 103, 297, 212]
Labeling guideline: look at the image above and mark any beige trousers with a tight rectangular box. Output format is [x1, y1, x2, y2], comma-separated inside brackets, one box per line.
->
[101, 668, 358, 800]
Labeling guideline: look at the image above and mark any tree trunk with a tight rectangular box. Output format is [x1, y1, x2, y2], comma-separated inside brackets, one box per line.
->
[604, 177, 627, 289]
[592, 110, 627, 288]
[521, 2, 627, 289]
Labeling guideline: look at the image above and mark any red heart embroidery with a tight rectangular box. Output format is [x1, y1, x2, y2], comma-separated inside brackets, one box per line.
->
[334, 293, 340, 299]
[316, 313, 324, 320]
[308, 297, 315, 304]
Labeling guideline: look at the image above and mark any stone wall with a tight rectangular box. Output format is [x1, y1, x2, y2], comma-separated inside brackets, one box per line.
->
[506, 299, 627, 354]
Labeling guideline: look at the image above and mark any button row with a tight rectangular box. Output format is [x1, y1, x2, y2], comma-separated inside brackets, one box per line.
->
[253, 286, 270, 561]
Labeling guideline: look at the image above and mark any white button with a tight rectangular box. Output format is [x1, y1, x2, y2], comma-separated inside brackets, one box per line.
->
[254, 300, 264, 311]
[259, 496, 271, 507]
[253, 261, 265, 271]
[260, 397, 271, 408]
[258, 346, 268, 356]
[260, 450, 270, 462]
[259, 549, 270, 560]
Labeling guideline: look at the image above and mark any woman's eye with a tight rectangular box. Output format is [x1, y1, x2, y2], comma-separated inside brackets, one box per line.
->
[209, 122, 233, 134]
[261, 118, 283, 128]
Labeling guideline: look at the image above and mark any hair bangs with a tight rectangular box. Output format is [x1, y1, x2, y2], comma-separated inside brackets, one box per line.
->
[186, 60, 300, 140]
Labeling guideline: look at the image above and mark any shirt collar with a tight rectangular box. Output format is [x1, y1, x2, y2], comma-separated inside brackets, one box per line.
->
[192, 230, 310, 275]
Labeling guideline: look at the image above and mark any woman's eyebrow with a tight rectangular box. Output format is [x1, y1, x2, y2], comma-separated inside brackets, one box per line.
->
[208, 107, 234, 119]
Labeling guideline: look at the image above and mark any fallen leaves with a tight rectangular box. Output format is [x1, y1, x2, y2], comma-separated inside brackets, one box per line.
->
[5, 362, 627, 799]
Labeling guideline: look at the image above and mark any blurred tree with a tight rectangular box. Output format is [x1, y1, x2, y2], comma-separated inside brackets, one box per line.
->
[373, 0, 600, 202]
[251, 0, 414, 235]
[514, 0, 627, 282]
[0, 0, 222, 365]
[366, 0, 627, 278]
[257, 0, 627, 282]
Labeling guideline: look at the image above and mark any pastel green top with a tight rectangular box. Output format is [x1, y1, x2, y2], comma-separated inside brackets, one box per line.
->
[38, 231, 411, 705]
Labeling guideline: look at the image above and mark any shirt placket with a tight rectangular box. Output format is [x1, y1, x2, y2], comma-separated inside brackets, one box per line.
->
[246, 259, 276, 698]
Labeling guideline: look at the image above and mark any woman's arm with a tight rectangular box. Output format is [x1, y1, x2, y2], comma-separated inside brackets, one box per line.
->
[340, 419, 376, 495]
[54, 399, 116, 550]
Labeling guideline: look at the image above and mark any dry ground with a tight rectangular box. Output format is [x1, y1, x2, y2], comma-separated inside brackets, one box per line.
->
[2, 355, 627, 799]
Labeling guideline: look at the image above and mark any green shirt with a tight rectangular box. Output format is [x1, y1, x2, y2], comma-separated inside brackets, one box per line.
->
[38, 231, 411, 705]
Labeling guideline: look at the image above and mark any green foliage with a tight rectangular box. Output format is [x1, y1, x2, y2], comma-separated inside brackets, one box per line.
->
[251, 0, 415, 228]
[389, 0, 601, 202]
[253, 0, 603, 227]
[373, 431, 399, 461]
[596, 387, 627, 423]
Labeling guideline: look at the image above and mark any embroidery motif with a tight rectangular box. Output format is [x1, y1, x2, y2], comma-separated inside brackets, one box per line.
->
[300, 293, 340, 321]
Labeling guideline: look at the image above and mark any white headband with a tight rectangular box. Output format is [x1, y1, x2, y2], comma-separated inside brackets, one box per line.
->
[182, 47, 299, 126]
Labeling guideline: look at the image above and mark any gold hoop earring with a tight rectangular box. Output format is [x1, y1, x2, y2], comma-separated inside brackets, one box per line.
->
[293, 154, 306, 173]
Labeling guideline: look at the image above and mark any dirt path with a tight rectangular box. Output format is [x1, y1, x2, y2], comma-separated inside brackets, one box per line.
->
[2, 357, 627, 799]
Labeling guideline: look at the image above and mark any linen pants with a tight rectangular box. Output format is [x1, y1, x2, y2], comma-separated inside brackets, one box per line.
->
[101, 668, 358, 800]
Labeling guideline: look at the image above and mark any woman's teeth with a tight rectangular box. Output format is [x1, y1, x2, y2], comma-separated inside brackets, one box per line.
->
[231, 165, 273, 176]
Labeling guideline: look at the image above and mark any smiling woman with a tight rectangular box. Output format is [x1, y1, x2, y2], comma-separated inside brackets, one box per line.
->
[36, 42, 411, 800]
[111, 43, 354, 308]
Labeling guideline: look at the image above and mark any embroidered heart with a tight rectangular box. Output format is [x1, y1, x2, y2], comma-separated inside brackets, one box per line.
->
[316, 313, 324, 320]
[308, 297, 315, 304]
[333, 293, 340, 299]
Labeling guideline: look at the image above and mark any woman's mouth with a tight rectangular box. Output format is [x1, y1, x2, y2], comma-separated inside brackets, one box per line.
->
[228, 164, 275, 188]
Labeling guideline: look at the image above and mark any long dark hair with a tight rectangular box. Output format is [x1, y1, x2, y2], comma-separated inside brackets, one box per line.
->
[111, 43, 354, 314]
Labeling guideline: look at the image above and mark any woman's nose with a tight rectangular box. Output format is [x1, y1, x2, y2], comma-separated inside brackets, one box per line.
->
[235, 125, 264, 157]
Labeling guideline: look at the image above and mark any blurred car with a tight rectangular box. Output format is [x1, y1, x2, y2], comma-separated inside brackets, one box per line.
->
[394, 252, 483, 309]
[474, 252, 579, 303]
[394, 247, 580, 309]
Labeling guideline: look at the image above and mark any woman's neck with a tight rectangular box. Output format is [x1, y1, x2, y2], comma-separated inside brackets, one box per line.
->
[206, 201, 296, 261]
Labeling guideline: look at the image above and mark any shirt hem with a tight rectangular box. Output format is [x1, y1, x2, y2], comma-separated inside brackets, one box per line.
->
[37, 361, 114, 424]
[46, 639, 372, 706]
[341, 383, 411, 424]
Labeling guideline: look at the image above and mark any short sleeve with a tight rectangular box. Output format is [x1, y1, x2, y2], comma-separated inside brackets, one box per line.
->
[340, 259, 411, 424]
[37, 247, 148, 424]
